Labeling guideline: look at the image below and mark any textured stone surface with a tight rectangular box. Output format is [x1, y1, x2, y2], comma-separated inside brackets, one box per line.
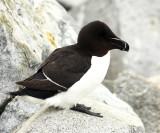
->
[57, 0, 87, 10]
[0, 98, 40, 133]
[0, 0, 77, 94]
[148, 75, 160, 88]
[14, 85, 144, 133]
[0, 0, 76, 132]
[115, 0, 160, 78]
[70, 0, 160, 81]
[70, 0, 118, 32]
[104, 71, 160, 133]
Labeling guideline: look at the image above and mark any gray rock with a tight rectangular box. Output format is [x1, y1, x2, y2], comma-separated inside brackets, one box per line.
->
[70, 0, 160, 81]
[0, 97, 40, 133]
[115, 0, 160, 78]
[148, 75, 160, 88]
[13, 85, 144, 133]
[103, 71, 160, 133]
[0, 0, 76, 131]
[70, 0, 119, 33]
[0, 0, 76, 101]
[0, 0, 77, 94]
[57, 0, 87, 11]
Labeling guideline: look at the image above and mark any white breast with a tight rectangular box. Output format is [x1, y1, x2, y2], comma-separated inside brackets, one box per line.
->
[45, 52, 110, 109]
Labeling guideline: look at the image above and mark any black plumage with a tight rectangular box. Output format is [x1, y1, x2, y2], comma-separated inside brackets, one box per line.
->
[14, 45, 92, 98]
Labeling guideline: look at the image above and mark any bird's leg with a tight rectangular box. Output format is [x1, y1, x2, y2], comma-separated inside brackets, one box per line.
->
[70, 104, 103, 118]
[76, 104, 91, 110]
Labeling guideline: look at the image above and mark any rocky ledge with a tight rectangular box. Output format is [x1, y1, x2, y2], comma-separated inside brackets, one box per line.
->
[103, 71, 160, 133]
[1, 85, 144, 133]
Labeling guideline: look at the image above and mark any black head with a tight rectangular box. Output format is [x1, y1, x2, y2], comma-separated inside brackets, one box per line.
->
[77, 21, 129, 56]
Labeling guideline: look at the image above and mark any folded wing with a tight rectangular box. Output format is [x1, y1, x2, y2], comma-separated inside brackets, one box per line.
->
[16, 47, 91, 92]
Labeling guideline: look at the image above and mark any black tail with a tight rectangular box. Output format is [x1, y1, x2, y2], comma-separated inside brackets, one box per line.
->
[0, 96, 14, 115]
[9, 89, 27, 97]
[0, 88, 58, 115]
[10, 87, 58, 99]
[0, 90, 22, 115]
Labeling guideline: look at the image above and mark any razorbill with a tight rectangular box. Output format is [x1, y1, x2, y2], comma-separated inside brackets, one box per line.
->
[10, 21, 129, 117]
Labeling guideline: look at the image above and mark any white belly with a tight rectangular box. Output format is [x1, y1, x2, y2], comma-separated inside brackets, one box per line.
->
[45, 52, 110, 108]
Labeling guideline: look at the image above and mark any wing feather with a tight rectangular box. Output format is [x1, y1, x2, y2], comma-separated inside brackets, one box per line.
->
[16, 46, 91, 91]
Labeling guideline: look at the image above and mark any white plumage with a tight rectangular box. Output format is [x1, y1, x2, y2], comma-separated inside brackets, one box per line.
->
[45, 52, 110, 108]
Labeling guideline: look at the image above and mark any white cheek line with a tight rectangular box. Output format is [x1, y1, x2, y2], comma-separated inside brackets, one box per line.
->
[42, 71, 67, 89]
[123, 43, 127, 51]
[110, 37, 126, 51]
[110, 37, 120, 40]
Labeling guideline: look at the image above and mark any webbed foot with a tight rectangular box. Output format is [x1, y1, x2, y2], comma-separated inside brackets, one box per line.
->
[71, 104, 103, 118]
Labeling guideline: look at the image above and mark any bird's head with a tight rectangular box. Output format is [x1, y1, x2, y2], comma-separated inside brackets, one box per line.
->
[77, 21, 129, 56]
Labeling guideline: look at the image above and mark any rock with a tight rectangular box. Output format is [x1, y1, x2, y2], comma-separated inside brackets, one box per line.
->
[70, 0, 160, 81]
[0, 0, 76, 100]
[148, 75, 160, 88]
[57, 0, 87, 11]
[70, 0, 119, 34]
[0, 0, 77, 94]
[0, 0, 76, 131]
[0, 98, 40, 133]
[11, 85, 144, 133]
[115, 0, 160, 78]
[103, 71, 160, 133]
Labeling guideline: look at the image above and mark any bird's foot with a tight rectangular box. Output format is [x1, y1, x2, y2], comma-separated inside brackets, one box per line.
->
[71, 104, 103, 118]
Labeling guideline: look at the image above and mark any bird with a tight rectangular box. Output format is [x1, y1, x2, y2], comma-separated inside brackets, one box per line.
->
[10, 21, 129, 117]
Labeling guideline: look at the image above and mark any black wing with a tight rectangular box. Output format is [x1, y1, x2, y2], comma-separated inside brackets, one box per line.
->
[16, 46, 91, 91]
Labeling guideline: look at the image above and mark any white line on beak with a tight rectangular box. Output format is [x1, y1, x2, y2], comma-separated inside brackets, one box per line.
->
[123, 42, 127, 51]
[110, 38, 121, 40]
[110, 38, 127, 51]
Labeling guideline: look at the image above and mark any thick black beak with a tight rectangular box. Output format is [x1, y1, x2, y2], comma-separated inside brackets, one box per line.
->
[109, 37, 129, 52]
